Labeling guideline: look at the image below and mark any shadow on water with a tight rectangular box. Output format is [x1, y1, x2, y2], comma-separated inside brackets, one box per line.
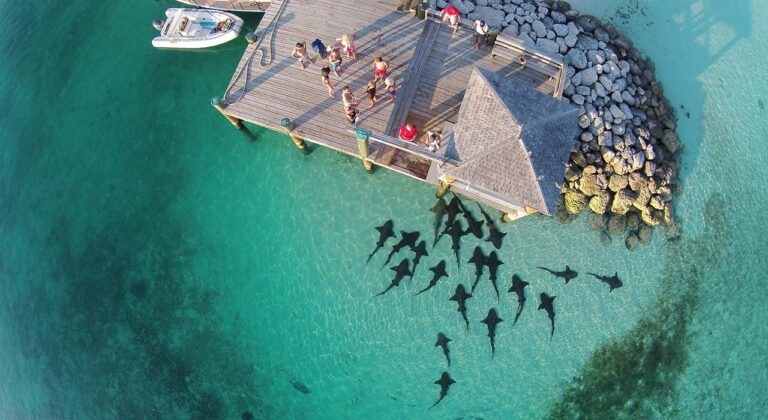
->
[549, 193, 727, 418]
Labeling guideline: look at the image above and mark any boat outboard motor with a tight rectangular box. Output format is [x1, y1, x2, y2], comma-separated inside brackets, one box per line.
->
[152, 19, 165, 31]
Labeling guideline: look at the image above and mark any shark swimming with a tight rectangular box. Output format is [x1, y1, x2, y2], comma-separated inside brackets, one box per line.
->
[537, 265, 578, 284]
[485, 251, 504, 300]
[429, 198, 447, 247]
[366, 220, 395, 263]
[409, 240, 429, 280]
[374, 259, 412, 297]
[449, 284, 473, 330]
[416, 260, 449, 295]
[460, 203, 485, 239]
[434, 332, 451, 367]
[441, 220, 468, 268]
[468, 246, 486, 294]
[537, 292, 556, 339]
[481, 308, 504, 357]
[477, 204, 506, 249]
[431, 371, 456, 408]
[381, 231, 420, 268]
[507, 274, 529, 325]
[587, 272, 623, 291]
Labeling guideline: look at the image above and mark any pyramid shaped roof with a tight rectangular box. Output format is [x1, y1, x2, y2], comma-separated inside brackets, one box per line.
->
[444, 67, 580, 215]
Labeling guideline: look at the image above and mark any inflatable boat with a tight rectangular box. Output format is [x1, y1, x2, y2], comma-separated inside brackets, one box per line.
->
[152, 8, 244, 49]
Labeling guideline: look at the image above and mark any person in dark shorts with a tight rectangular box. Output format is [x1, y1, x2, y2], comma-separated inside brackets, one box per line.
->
[366, 81, 377, 107]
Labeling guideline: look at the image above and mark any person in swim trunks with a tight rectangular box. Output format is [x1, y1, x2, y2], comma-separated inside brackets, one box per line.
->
[291, 42, 311, 69]
[337, 33, 357, 60]
[328, 48, 343, 77]
[372, 57, 390, 83]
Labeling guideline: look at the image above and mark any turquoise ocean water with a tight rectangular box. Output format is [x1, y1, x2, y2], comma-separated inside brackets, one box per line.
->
[0, 0, 765, 418]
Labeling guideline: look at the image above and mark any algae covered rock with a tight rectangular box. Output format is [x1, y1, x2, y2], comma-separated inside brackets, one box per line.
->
[608, 174, 629, 192]
[607, 214, 626, 236]
[611, 188, 637, 215]
[638, 224, 653, 243]
[589, 190, 612, 214]
[565, 190, 588, 214]
[625, 231, 640, 251]
[641, 208, 663, 226]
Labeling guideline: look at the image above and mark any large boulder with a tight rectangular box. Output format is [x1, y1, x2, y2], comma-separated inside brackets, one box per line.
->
[608, 174, 629, 192]
[607, 213, 626, 236]
[452, 0, 475, 14]
[625, 231, 640, 251]
[641, 208, 663, 226]
[661, 129, 680, 154]
[638, 224, 654, 243]
[628, 172, 648, 191]
[632, 186, 653, 211]
[537, 38, 560, 54]
[579, 67, 599, 86]
[471, 6, 506, 29]
[578, 173, 602, 196]
[564, 190, 588, 214]
[588, 190, 612, 214]
[567, 49, 588, 69]
[610, 188, 637, 215]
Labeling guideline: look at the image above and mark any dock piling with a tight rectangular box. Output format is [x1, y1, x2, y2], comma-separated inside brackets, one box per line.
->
[355, 128, 374, 172]
[211, 97, 242, 129]
[281, 118, 309, 153]
[436, 175, 454, 198]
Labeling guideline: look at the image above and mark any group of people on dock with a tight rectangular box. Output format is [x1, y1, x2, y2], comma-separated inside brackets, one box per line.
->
[290, 33, 397, 128]
[286, 8, 492, 153]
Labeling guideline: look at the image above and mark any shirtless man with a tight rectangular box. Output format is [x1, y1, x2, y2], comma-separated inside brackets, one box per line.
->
[328, 48, 343, 77]
[341, 86, 358, 109]
[291, 42, 311, 69]
[372, 57, 390, 84]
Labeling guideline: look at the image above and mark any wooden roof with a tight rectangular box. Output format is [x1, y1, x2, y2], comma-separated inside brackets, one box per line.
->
[443, 67, 580, 215]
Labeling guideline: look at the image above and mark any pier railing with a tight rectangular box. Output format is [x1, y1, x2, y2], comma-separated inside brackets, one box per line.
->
[348, 127, 460, 168]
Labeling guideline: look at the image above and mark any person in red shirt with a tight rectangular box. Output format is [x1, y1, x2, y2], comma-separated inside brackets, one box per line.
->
[399, 122, 418, 142]
[440, 6, 461, 28]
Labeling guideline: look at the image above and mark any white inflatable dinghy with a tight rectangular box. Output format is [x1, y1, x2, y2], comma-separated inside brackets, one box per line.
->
[152, 8, 244, 49]
[175, 0, 271, 13]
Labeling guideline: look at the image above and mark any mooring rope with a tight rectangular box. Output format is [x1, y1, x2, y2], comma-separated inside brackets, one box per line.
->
[222, 0, 291, 105]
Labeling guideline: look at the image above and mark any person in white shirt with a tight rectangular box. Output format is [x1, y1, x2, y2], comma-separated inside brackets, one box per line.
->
[472, 20, 489, 50]
[426, 131, 442, 152]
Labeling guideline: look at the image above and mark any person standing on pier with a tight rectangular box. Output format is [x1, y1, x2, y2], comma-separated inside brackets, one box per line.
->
[321, 67, 334, 97]
[373, 57, 390, 84]
[291, 42, 312, 69]
[366, 81, 377, 108]
[471, 20, 489, 50]
[337, 33, 357, 61]
[385, 77, 396, 101]
[342, 86, 358, 109]
[345, 105, 359, 126]
[329, 48, 344, 76]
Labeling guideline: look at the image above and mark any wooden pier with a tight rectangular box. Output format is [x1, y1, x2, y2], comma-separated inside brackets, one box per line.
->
[217, 0, 573, 218]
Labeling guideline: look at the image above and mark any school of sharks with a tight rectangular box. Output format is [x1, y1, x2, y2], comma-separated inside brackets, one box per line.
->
[366, 193, 624, 408]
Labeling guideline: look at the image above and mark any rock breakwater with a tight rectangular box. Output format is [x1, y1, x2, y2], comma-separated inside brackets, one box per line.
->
[435, 0, 682, 248]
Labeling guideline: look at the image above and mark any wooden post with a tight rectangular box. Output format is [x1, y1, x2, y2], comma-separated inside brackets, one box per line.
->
[281, 118, 309, 153]
[436, 175, 454, 198]
[211, 97, 242, 129]
[355, 128, 373, 172]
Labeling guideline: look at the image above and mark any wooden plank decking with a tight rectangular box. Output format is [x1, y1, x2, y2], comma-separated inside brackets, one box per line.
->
[219, 0, 564, 182]
[221, 0, 427, 178]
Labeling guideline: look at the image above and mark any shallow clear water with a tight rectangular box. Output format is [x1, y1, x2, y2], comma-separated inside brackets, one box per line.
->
[0, 0, 765, 418]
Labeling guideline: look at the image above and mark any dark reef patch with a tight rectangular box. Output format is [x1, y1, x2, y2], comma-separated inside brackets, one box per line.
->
[549, 194, 727, 418]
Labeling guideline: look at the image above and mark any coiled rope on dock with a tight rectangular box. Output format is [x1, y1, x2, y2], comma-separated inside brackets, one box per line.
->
[223, 0, 291, 105]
